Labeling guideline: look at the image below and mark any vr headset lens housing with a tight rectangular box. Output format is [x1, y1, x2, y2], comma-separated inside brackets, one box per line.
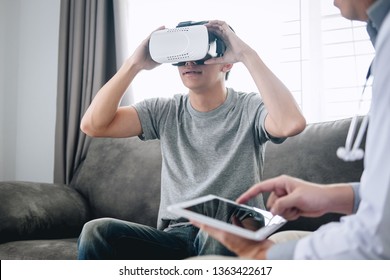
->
[149, 21, 226, 66]
[172, 54, 212, 67]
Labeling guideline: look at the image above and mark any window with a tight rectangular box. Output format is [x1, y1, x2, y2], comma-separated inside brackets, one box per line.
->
[126, 0, 374, 123]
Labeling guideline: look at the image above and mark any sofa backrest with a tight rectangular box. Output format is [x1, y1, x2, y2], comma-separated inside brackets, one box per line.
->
[263, 117, 365, 183]
[263, 117, 365, 232]
[71, 117, 366, 231]
[71, 137, 162, 227]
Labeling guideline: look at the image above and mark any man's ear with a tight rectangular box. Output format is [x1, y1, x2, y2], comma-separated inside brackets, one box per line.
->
[222, 63, 233, 73]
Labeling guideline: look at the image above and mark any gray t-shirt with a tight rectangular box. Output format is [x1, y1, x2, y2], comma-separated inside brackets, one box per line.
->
[133, 87, 284, 229]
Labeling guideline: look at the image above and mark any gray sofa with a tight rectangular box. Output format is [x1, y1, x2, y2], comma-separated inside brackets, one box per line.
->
[0, 117, 365, 259]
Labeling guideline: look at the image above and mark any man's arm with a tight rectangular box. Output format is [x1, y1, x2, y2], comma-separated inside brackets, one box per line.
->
[80, 29, 163, 138]
[80, 59, 142, 138]
[241, 51, 306, 138]
[206, 20, 306, 138]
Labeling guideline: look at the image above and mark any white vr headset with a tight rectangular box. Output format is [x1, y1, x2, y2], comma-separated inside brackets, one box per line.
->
[149, 21, 226, 66]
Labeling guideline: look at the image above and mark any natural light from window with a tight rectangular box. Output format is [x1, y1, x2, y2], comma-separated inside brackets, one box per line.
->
[126, 0, 374, 123]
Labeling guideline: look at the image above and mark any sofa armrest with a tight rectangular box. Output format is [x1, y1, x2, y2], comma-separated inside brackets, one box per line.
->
[0, 181, 90, 243]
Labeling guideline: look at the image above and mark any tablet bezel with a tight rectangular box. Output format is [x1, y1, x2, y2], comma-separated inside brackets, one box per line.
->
[167, 194, 286, 241]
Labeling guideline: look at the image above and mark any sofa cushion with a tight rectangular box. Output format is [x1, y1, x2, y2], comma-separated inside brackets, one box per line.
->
[0, 238, 78, 260]
[71, 137, 162, 227]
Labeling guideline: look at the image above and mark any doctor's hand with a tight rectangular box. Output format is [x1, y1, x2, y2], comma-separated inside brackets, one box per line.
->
[191, 220, 274, 259]
[237, 175, 354, 220]
[205, 20, 253, 65]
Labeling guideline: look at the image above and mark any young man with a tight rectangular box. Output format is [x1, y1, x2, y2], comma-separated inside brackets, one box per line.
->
[77, 20, 306, 259]
[194, 0, 390, 259]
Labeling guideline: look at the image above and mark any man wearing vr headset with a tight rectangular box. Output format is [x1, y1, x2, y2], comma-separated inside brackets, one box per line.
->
[78, 19, 306, 259]
[193, 0, 390, 260]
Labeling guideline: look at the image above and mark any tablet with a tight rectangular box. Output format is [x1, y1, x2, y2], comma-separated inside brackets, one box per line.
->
[167, 194, 286, 241]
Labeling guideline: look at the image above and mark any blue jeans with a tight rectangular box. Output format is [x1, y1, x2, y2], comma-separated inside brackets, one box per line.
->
[77, 217, 235, 259]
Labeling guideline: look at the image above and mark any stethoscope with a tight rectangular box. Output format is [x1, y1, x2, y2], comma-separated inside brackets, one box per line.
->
[336, 65, 372, 162]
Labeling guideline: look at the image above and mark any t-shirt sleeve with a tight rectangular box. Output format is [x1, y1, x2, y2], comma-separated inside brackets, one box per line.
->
[246, 93, 286, 144]
[132, 98, 171, 140]
[260, 111, 286, 144]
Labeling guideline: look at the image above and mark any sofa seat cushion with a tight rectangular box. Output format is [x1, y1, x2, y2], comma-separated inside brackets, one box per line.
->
[0, 238, 78, 260]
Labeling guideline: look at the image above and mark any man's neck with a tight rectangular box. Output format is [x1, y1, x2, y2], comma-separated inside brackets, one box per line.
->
[188, 85, 228, 112]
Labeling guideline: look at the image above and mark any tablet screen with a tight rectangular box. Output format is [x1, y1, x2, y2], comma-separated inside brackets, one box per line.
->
[184, 198, 270, 232]
[168, 195, 286, 240]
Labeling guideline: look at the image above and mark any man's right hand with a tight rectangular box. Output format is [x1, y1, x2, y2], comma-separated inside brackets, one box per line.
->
[131, 26, 165, 72]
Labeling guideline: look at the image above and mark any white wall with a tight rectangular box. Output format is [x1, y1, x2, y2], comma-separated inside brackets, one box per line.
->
[0, 0, 19, 181]
[0, 0, 60, 183]
[0, 1, 5, 180]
